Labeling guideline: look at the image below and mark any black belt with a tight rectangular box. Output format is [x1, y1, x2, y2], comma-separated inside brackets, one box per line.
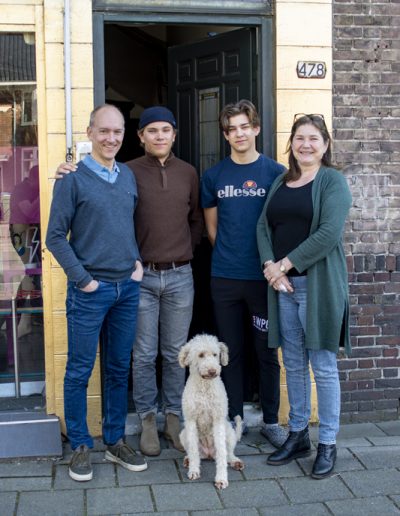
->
[143, 260, 190, 271]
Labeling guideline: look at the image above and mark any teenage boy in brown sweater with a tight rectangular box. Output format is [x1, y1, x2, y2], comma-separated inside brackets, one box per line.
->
[126, 107, 203, 456]
[55, 106, 203, 457]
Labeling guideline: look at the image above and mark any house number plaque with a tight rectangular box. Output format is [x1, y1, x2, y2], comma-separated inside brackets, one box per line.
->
[297, 61, 327, 79]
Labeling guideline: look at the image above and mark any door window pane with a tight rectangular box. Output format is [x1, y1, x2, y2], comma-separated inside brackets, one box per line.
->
[199, 87, 220, 175]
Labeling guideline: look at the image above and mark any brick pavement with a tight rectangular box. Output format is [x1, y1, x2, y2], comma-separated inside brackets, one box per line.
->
[0, 421, 399, 515]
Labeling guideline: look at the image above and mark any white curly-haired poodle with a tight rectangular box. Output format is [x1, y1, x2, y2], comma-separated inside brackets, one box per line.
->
[178, 334, 244, 489]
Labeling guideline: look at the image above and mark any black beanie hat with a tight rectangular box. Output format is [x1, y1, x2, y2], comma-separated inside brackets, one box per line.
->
[138, 106, 177, 130]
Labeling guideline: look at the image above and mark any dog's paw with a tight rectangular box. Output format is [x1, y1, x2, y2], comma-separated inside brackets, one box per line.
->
[229, 459, 244, 471]
[183, 456, 189, 468]
[188, 469, 200, 480]
[215, 479, 229, 490]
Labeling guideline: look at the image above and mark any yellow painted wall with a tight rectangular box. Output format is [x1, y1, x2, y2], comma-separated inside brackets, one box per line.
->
[1, 0, 329, 431]
[275, 0, 332, 167]
[275, 0, 332, 423]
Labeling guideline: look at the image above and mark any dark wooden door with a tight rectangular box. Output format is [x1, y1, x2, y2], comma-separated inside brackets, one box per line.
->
[168, 27, 257, 174]
[168, 28, 260, 401]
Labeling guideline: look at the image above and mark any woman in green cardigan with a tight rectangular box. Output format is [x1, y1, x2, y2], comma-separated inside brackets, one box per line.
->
[256, 114, 352, 479]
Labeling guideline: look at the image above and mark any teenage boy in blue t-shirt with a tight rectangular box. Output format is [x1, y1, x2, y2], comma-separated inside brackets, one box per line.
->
[201, 99, 287, 448]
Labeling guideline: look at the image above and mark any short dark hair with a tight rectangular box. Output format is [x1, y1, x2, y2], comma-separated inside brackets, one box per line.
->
[219, 99, 260, 134]
[88, 104, 124, 128]
[285, 114, 334, 182]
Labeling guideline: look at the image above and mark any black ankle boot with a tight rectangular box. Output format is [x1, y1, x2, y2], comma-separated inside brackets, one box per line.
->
[311, 443, 337, 479]
[267, 427, 311, 465]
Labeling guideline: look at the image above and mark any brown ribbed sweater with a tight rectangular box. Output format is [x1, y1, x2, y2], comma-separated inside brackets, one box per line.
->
[125, 152, 204, 263]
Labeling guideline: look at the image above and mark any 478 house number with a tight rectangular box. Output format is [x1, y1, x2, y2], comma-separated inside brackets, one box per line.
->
[297, 61, 326, 79]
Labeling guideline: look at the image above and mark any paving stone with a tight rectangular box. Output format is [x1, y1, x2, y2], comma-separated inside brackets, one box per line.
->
[87, 486, 153, 515]
[0, 476, 51, 491]
[0, 460, 52, 477]
[194, 510, 259, 515]
[257, 441, 279, 454]
[235, 441, 265, 456]
[350, 446, 400, 469]
[0, 491, 17, 515]
[218, 479, 287, 508]
[369, 436, 400, 446]
[241, 428, 265, 444]
[336, 437, 373, 448]
[177, 457, 243, 483]
[391, 495, 400, 507]
[145, 448, 185, 461]
[241, 454, 304, 479]
[340, 469, 400, 497]
[17, 489, 85, 516]
[249, 427, 276, 445]
[337, 423, 386, 439]
[118, 459, 180, 486]
[152, 483, 222, 511]
[54, 463, 116, 490]
[326, 495, 400, 515]
[376, 421, 400, 436]
[280, 475, 353, 504]
[297, 448, 364, 475]
[124, 512, 188, 516]
[259, 502, 331, 515]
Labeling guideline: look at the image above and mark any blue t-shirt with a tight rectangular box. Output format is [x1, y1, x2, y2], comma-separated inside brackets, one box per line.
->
[201, 154, 285, 280]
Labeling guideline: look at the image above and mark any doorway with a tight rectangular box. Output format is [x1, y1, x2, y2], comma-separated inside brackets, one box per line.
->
[101, 20, 270, 410]
[104, 23, 258, 168]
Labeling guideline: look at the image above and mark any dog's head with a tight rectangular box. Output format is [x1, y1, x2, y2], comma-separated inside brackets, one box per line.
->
[178, 334, 229, 379]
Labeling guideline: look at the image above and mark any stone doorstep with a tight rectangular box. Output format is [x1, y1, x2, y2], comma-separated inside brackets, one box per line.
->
[0, 412, 62, 459]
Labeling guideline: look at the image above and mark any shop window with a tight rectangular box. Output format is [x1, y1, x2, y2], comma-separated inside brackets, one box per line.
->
[0, 33, 44, 410]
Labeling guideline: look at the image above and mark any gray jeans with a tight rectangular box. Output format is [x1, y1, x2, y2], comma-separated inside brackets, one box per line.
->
[132, 263, 194, 418]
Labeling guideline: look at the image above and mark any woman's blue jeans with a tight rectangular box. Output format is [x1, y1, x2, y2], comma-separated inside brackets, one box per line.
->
[64, 278, 140, 450]
[278, 276, 340, 444]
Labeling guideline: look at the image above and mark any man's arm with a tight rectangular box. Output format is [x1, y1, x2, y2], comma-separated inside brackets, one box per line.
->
[204, 207, 218, 247]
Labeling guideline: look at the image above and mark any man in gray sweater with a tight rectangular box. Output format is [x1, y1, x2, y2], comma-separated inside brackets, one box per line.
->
[53, 106, 203, 458]
[46, 104, 147, 482]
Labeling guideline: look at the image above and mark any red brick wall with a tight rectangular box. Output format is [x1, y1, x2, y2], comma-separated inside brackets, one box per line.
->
[333, 0, 400, 422]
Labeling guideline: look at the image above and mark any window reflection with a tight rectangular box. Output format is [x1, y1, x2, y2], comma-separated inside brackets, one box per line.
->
[0, 33, 44, 407]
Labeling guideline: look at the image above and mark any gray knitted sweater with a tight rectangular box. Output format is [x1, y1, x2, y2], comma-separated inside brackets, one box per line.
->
[46, 161, 140, 288]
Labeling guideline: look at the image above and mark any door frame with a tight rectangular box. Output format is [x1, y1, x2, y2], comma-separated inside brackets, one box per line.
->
[92, 11, 276, 157]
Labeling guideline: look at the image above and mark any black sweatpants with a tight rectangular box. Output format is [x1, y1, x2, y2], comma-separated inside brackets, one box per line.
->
[211, 277, 281, 424]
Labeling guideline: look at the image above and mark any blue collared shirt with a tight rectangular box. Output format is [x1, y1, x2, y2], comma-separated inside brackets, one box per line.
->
[83, 154, 120, 183]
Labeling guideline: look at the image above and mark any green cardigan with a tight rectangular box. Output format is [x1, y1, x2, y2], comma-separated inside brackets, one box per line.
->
[256, 166, 352, 356]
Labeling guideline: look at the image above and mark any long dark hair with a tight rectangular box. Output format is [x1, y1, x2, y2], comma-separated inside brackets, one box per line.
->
[285, 114, 333, 182]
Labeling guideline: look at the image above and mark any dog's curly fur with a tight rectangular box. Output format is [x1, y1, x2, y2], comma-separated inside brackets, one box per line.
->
[178, 334, 244, 489]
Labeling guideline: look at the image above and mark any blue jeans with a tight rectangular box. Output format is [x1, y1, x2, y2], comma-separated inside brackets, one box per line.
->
[64, 278, 140, 450]
[278, 276, 340, 444]
[132, 264, 194, 419]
